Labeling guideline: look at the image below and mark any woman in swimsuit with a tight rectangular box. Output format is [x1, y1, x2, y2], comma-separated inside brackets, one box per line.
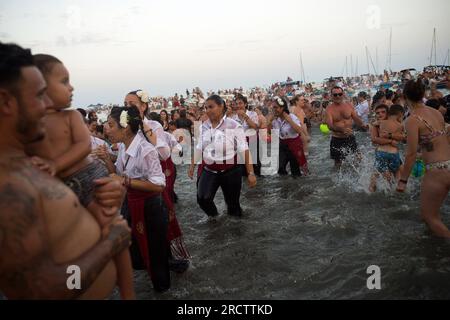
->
[396, 79, 450, 238]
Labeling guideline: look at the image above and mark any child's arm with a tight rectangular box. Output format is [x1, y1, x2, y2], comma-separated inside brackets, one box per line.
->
[54, 111, 92, 175]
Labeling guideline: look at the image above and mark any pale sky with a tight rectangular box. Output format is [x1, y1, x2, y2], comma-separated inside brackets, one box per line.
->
[1, 0, 449, 107]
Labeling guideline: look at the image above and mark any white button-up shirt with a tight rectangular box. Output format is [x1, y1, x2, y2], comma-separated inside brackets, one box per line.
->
[142, 118, 171, 161]
[355, 100, 369, 125]
[195, 116, 248, 163]
[115, 133, 166, 187]
[229, 110, 260, 133]
[272, 113, 302, 140]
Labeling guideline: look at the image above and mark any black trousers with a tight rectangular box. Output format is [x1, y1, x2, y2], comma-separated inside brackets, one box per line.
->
[278, 140, 301, 176]
[121, 194, 171, 292]
[197, 165, 243, 217]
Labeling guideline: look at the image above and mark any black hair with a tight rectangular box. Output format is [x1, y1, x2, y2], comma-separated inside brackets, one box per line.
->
[77, 108, 87, 118]
[388, 104, 404, 116]
[358, 91, 368, 99]
[148, 112, 163, 126]
[425, 98, 441, 110]
[372, 91, 386, 106]
[128, 89, 149, 114]
[179, 109, 187, 118]
[33, 54, 62, 77]
[273, 96, 290, 114]
[403, 79, 425, 103]
[0, 42, 34, 95]
[96, 124, 104, 134]
[168, 120, 176, 127]
[88, 111, 97, 120]
[375, 104, 389, 113]
[109, 105, 149, 142]
[234, 93, 248, 109]
[385, 90, 394, 100]
[206, 95, 227, 115]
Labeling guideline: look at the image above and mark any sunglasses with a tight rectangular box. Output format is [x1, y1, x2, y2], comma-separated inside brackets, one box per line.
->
[332, 93, 343, 97]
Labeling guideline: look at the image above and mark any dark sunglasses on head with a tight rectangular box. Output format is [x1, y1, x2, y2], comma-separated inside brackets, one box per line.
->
[332, 93, 343, 97]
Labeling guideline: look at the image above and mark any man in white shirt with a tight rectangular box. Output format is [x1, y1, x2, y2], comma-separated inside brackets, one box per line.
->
[355, 91, 370, 127]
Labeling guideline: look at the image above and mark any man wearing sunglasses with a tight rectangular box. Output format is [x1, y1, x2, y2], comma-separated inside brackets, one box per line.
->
[326, 86, 368, 169]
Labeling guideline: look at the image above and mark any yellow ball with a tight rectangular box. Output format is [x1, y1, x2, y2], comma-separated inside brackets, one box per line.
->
[320, 124, 330, 134]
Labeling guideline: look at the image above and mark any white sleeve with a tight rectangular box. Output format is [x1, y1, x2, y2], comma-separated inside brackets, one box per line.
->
[234, 125, 249, 153]
[141, 148, 166, 187]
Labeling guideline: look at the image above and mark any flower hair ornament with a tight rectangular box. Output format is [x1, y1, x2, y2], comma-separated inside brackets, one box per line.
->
[119, 110, 129, 128]
[136, 90, 150, 104]
[274, 96, 285, 106]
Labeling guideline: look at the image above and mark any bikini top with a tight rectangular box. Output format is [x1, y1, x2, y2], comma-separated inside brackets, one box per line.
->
[413, 115, 447, 146]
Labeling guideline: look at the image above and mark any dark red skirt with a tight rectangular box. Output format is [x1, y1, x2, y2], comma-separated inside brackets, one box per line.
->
[280, 136, 309, 175]
[160, 158, 190, 260]
[127, 189, 159, 276]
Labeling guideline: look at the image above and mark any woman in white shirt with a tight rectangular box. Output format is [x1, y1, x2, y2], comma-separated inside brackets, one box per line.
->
[231, 93, 261, 176]
[268, 96, 309, 177]
[124, 91, 190, 270]
[101, 106, 171, 293]
[188, 95, 257, 218]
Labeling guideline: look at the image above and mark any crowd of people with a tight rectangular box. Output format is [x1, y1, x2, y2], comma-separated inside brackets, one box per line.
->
[0, 40, 449, 299]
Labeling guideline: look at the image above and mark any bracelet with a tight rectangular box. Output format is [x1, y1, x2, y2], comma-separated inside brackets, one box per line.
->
[248, 172, 256, 177]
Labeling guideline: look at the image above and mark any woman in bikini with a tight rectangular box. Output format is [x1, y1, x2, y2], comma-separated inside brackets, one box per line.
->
[396, 79, 450, 238]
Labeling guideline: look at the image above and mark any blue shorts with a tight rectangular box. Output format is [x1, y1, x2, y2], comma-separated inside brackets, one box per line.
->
[375, 151, 402, 174]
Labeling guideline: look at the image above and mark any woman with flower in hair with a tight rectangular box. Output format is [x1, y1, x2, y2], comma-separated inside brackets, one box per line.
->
[268, 96, 309, 177]
[100, 105, 171, 292]
[123, 90, 190, 271]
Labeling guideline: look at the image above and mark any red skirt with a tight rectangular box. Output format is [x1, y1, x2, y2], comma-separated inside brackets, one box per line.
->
[281, 136, 309, 175]
[127, 189, 159, 276]
[160, 158, 190, 260]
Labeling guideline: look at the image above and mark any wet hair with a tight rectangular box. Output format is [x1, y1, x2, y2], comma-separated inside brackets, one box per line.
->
[109, 105, 149, 142]
[206, 95, 227, 115]
[0, 42, 34, 95]
[234, 93, 248, 109]
[77, 108, 87, 118]
[375, 104, 389, 113]
[388, 104, 404, 116]
[273, 96, 290, 114]
[148, 112, 163, 126]
[403, 79, 425, 103]
[33, 54, 62, 77]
